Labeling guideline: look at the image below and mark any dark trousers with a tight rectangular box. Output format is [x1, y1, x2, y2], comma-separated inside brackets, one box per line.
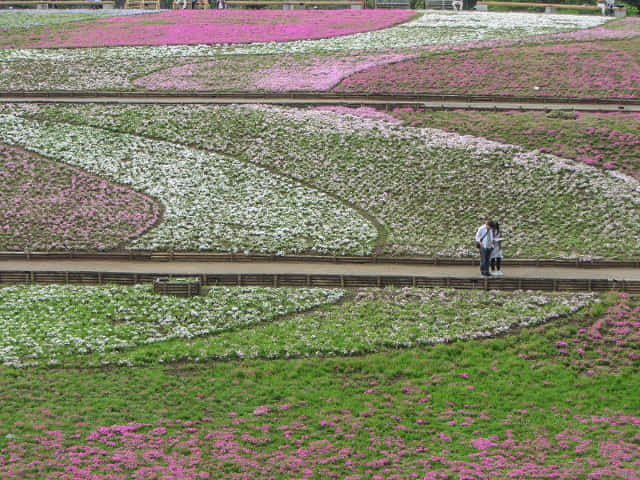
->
[491, 257, 501, 271]
[480, 248, 493, 276]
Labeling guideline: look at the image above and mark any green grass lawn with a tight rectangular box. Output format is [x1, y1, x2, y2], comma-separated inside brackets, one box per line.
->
[0, 290, 638, 479]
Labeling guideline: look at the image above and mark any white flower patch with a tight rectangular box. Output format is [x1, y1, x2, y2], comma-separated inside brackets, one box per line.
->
[128, 288, 597, 363]
[0, 11, 612, 91]
[0, 114, 377, 254]
[405, 11, 606, 31]
[0, 284, 344, 366]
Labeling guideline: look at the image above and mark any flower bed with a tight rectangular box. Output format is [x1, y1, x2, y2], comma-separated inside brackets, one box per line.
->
[0, 113, 377, 254]
[0, 13, 624, 92]
[0, 290, 636, 480]
[23, 103, 640, 259]
[4, 410, 637, 479]
[336, 37, 640, 99]
[0, 284, 344, 367]
[111, 288, 594, 365]
[0, 284, 592, 367]
[0, 143, 159, 251]
[0, 56, 197, 91]
[0, 10, 415, 49]
[553, 292, 640, 373]
[134, 52, 414, 92]
[390, 109, 640, 180]
[0, 13, 614, 60]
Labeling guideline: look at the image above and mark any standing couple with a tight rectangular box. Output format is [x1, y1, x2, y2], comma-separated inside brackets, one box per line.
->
[475, 220, 504, 277]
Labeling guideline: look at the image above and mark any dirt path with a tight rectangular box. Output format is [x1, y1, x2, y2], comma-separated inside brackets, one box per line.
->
[3, 259, 640, 280]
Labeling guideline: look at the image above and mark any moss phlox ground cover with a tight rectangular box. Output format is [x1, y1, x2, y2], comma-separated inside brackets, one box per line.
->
[18, 102, 640, 259]
[0, 11, 606, 53]
[0, 12, 623, 94]
[0, 293, 637, 479]
[544, 292, 640, 373]
[0, 285, 344, 367]
[0, 112, 377, 254]
[0, 10, 151, 32]
[109, 288, 594, 366]
[133, 52, 415, 92]
[0, 286, 593, 367]
[0, 143, 159, 251]
[390, 109, 640, 180]
[337, 37, 640, 99]
[0, 10, 638, 480]
[0, 10, 415, 49]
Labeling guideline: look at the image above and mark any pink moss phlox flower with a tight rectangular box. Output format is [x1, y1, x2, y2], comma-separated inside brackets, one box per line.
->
[0, 10, 415, 49]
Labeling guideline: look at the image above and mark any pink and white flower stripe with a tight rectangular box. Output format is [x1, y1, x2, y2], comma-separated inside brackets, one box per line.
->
[134, 52, 415, 92]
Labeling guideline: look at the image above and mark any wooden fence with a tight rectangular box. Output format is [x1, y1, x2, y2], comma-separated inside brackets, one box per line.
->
[2, 251, 639, 268]
[1, 270, 638, 293]
[1, 91, 639, 107]
[153, 277, 201, 297]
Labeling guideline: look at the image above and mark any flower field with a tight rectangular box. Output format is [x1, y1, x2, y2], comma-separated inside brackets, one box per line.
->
[0, 285, 344, 367]
[391, 109, 640, 179]
[0, 285, 592, 367]
[0, 12, 619, 92]
[0, 9, 639, 480]
[14, 102, 640, 259]
[0, 112, 377, 254]
[0, 9, 150, 32]
[102, 287, 595, 366]
[134, 52, 415, 92]
[336, 37, 640, 98]
[0, 143, 159, 251]
[0, 10, 415, 49]
[0, 291, 637, 479]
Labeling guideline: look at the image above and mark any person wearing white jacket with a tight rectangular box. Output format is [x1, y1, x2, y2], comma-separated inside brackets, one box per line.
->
[475, 220, 494, 277]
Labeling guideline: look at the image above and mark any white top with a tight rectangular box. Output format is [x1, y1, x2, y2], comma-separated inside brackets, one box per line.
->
[475, 225, 493, 249]
[491, 236, 504, 259]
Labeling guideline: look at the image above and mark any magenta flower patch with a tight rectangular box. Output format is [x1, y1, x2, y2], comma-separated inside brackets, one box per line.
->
[2, 412, 639, 479]
[0, 144, 160, 251]
[336, 38, 640, 99]
[0, 10, 415, 49]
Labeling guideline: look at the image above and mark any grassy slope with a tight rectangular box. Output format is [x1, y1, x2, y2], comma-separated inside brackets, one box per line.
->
[0, 293, 638, 478]
[12, 103, 640, 259]
[391, 109, 640, 179]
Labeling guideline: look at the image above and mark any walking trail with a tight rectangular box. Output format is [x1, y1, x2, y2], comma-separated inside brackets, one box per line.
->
[2, 259, 640, 281]
[1, 93, 638, 113]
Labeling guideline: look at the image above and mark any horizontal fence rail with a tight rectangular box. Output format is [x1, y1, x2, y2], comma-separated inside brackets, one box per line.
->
[1, 270, 638, 293]
[0, 92, 638, 112]
[1, 91, 639, 106]
[1, 251, 639, 268]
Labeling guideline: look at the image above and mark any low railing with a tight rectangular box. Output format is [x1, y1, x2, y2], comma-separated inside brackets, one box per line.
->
[2, 250, 639, 268]
[0, 91, 638, 107]
[1, 270, 638, 293]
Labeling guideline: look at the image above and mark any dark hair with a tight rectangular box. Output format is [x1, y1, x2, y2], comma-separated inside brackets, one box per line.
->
[493, 222, 500, 235]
